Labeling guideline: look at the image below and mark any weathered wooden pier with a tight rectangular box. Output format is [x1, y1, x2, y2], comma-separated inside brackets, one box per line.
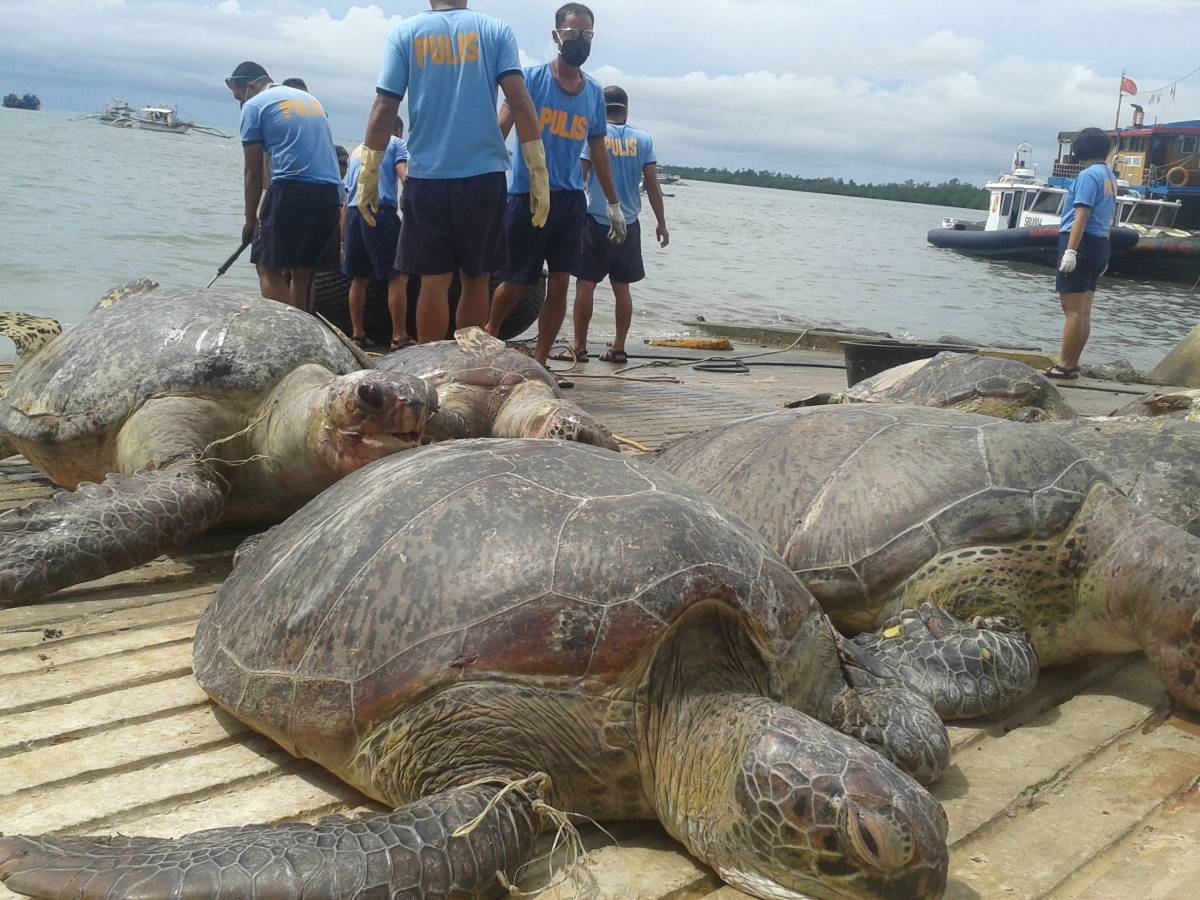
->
[1, 337, 1197, 900]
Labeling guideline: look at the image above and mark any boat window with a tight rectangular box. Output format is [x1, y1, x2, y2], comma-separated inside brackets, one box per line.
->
[1182, 136, 1198, 156]
[999, 192, 1013, 217]
[1161, 205, 1179, 227]
[1023, 191, 1037, 210]
[1030, 191, 1064, 214]
[1125, 203, 1159, 225]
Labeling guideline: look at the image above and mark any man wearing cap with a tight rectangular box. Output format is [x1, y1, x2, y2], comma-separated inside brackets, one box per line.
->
[569, 84, 669, 365]
[484, 2, 624, 387]
[225, 61, 342, 312]
[355, 1, 547, 344]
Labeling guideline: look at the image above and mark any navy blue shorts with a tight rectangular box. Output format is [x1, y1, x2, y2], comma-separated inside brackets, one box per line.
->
[255, 179, 341, 271]
[497, 190, 586, 284]
[343, 205, 400, 280]
[577, 216, 645, 284]
[1056, 232, 1110, 293]
[395, 173, 507, 277]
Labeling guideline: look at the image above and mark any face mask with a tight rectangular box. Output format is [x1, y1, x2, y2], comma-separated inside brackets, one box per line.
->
[559, 39, 590, 67]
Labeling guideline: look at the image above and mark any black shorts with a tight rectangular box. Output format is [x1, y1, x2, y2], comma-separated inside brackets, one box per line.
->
[256, 179, 341, 271]
[395, 173, 507, 277]
[497, 190, 586, 284]
[343, 205, 400, 280]
[1056, 232, 1110, 293]
[577, 216, 645, 284]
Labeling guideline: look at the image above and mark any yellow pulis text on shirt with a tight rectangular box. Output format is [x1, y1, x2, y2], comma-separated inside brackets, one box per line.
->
[414, 33, 481, 68]
[606, 137, 639, 157]
[539, 108, 589, 140]
[277, 99, 326, 119]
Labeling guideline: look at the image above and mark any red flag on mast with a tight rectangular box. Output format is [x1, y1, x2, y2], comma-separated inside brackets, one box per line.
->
[1120, 76, 1138, 96]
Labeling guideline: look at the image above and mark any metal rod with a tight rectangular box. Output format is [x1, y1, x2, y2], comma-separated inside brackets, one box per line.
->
[205, 240, 251, 289]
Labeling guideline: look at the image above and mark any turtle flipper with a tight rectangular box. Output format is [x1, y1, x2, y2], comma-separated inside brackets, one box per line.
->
[91, 277, 160, 311]
[494, 394, 620, 450]
[0, 781, 544, 899]
[851, 603, 1039, 719]
[0, 463, 228, 607]
[454, 324, 506, 355]
[0, 312, 62, 368]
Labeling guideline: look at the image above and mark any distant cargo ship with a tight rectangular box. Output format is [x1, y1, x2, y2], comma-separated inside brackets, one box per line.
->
[2, 92, 41, 111]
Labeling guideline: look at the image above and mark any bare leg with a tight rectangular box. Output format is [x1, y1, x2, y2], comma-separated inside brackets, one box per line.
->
[386, 273, 410, 344]
[1058, 290, 1093, 369]
[416, 273, 453, 343]
[611, 281, 634, 354]
[533, 271, 571, 366]
[486, 280, 525, 336]
[573, 279, 597, 356]
[456, 271, 491, 331]
[258, 266, 291, 304]
[289, 267, 316, 314]
[348, 277, 369, 339]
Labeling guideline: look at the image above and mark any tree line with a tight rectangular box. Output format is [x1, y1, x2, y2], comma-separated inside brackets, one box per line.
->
[663, 166, 988, 210]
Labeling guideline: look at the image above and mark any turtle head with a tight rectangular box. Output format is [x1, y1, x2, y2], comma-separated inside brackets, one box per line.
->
[712, 704, 949, 900]
[516, 399, 620, 450]
[314, 370, 439, 476]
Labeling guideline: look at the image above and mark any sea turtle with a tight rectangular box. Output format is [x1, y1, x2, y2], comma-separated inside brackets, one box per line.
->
[1035, 416, 1200, 536]
[654, 404, 1200, 716]
[0, 281, 438, 607]
[377, 327, 618, 449]
[1111, 387, 1200, 420]
[0, 440, 950, 900]
[826, 352, 1074, 422]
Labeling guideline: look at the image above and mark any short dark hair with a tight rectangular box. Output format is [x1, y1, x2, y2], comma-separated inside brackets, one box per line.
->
[603, 85, 628, 109]
[335, 145, 349, 164]
[228, 61, 269, 82]
[1074, 127, 1112, 162]
[281, 77, 308, 91]
[556, 3, 594, 27]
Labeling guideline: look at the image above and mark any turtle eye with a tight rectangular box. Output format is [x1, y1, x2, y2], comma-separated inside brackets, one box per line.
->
[356, 381, 386, 412]
[845, 803, 914, 872]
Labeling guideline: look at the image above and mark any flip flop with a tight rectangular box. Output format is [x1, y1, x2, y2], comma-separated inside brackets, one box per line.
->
[1043, 365, 1080, 380]
[549, 347, 588, 362]
[598, 348, 628, 364]
[351, 335, 369, 350]
[389, 337, 416, 352]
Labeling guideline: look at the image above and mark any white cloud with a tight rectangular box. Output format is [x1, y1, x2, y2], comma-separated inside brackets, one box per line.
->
[0, 1, 1197, 182]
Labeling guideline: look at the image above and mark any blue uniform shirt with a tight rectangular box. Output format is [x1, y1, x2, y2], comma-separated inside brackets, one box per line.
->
[344, 137, 409, 207]
[376, 9, 521, 180]
[1061, 163, 1117, 238]
[582, 123, 657, 225]
[239, 85, 340, 186]
[508, 63, 606, 195]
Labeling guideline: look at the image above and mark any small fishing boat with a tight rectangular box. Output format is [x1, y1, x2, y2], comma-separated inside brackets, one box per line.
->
[2, 92, 41, 111]
[81, 99, 229, 138]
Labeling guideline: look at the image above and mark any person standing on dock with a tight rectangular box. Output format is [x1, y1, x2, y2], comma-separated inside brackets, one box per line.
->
[1045, 127, 1118, 379]
[226, 61, 342, 312]
[342, 118, 413, 352]
[485, 2, 625, 387]
[355, 0, 547, 343]
[565, 84, 669, 365]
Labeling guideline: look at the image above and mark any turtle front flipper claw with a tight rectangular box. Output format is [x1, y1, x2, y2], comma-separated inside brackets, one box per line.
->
[851, 603, 1040, 719]
[0, 462, 228, 607]
[0, 781, 544, 900]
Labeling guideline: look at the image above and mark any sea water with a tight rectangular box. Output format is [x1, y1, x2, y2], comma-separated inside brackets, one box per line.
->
[2, 109, 1197, 370]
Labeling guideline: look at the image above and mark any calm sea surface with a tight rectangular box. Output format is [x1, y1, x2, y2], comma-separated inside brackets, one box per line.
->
[3, 109, 1198, 369]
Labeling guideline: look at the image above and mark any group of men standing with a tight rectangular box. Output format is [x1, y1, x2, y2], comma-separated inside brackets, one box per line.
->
[226, 1, 669, 387]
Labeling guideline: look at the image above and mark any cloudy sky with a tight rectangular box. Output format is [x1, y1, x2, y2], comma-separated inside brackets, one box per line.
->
[3, 0, 1199, 183]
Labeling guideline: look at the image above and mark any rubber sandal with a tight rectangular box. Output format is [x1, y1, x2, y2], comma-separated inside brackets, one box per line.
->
[351, 335, 369, 350]
[389, 337, 416, 352]
[549, 347, 588, 362]
[598, 348, 628, 364]
[1043, 365, 1080, 380]
[554, 374, 575, 390]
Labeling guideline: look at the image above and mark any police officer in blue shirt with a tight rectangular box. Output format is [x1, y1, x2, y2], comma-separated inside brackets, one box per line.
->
[226, 61, 342, 312]
[485, 3, 625, 386]
[355, 1, 549, 344]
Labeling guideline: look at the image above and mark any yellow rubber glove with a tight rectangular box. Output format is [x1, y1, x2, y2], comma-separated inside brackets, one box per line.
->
[353, 146, 385, 227]
[521, 140, 550, 228]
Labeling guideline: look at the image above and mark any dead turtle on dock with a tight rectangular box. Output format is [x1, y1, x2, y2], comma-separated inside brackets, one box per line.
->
[829, 352, 1074, 421]
[654, 405, 1200, 718]
[1111, 387, 1200, 420]
[377, 327, 618, 449]
[0, 440, 950, 900]
[0, 281, 438, 607]
[1035, 416, 1200, 536]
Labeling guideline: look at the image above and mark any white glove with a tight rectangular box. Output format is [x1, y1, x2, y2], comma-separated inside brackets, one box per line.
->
[1058, 249, 1077, 274]
[607, 202, 627, 246]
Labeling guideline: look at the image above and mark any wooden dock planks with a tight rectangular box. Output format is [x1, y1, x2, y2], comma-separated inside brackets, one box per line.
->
[2, 351, 1198, 899]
